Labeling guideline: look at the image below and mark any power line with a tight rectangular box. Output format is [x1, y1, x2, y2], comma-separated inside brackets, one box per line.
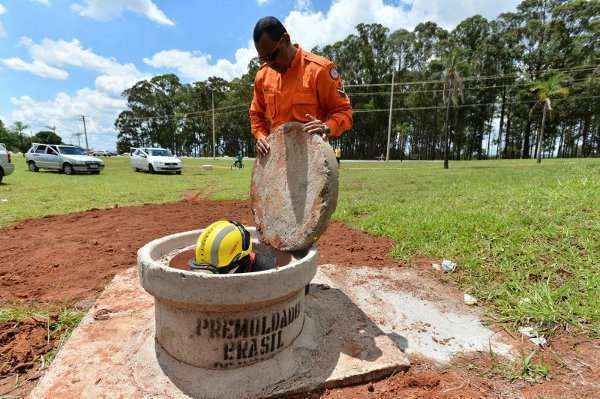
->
[114, 103, 249, 122]
[102, 92, 598, 123]
[96, 64, 598, 123]
[351, 95, 600, 113]
[128, 93, 599, 120]
[343, 65, 598, 88]
[346, 77, 595, 96]
[111, 75, 596, 122]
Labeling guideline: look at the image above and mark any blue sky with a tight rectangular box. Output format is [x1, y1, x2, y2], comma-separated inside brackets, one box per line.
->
[0, 0, 520, 149]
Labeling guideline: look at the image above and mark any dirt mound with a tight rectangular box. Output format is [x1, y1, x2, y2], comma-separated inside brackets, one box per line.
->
[0, 200, 401, 304]
[301, 359, 498, 399]
[0, 318, 55, 376]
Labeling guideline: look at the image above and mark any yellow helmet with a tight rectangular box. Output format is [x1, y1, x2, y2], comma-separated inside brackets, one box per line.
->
[190, 220, 253, 273]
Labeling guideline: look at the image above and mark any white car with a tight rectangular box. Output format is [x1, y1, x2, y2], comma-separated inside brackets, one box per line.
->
[25, 144, 104, 175]
[0, 143, 15, 184]
[130, 147, 182, 174]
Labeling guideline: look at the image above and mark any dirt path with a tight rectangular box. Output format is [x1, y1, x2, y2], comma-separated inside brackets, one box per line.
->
[1, 200, 598, 398]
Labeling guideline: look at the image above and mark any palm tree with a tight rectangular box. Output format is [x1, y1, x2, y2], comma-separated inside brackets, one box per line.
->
[11, 121, 30, 153]
[529, 73, 569, 163]
[441, 49, 465, 169]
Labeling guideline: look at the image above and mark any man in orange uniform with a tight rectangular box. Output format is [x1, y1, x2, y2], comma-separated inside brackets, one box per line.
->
[250, 16, 353, 157]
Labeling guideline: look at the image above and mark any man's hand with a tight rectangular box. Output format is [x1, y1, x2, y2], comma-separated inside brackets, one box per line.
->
[303, 114, 330, 140]
[255, 138, 270, 158]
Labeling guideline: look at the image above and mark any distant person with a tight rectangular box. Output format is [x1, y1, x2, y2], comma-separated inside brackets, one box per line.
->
[233, 152, 244, 169]
[335, 147, 341, 165]
[249, 16, 353, 157]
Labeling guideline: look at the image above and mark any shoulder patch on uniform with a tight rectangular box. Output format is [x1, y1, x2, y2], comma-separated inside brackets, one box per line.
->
[329, 67, 340, 80]
[304, 51, 332, 67]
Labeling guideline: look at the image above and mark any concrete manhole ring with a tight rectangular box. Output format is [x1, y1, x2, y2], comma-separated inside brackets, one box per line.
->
[138, 227, 317, 370]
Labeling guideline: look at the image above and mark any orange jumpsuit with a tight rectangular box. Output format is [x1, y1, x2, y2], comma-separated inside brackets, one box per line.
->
[249, 45, 353, 140]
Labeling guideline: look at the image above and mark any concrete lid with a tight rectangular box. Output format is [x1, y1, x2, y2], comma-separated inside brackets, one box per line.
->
[251, 122, 339, 251]
[138, 228, 317, 306]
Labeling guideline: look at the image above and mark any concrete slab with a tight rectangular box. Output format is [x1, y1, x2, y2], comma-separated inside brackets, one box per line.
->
[29, 268, 408, 399]
[317, 265, 516, 363]
[250, 122, 339, 251]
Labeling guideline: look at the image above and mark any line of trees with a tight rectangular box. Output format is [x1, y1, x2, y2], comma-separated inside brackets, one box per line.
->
[0, 121, 64, 152]
[109, 0, 595, 160]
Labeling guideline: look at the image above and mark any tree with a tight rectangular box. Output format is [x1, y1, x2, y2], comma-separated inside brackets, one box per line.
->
[395, 122, 410, 162]
[32, 130, 63, 145]
[440, 48, 465, 169]
[0, 120, 17, 150]
[110, 3, 599, 161]
[529, 72, 569, 163]
[11, 122, 31, 153]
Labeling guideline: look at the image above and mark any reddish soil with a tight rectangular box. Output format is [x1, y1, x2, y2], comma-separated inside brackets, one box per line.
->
[320, 359, 497, 399]
[0, 318, 55, 376]
[0, 316, 57, 397]
[0, 199, 401, 305]
[1, 199, 598, 398]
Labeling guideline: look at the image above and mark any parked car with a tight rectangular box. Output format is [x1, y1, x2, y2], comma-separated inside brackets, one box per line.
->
[91, 150, 116, 157]
[0, 143, 15, 184]
[25, 143, 105, 175]
[130, 147, 182, 174]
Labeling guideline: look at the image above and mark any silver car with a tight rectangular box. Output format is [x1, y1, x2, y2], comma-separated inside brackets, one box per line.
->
[25, 144, 105, 175]
[0, 143, 15, 184]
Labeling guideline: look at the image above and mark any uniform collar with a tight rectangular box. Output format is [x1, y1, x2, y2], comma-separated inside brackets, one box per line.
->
[287, 44, 302, 72]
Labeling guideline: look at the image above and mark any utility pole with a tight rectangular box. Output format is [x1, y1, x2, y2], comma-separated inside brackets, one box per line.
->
[386, 63, 396, 162]
[211, 90, 216, 159]
[81, 115, 89, 152]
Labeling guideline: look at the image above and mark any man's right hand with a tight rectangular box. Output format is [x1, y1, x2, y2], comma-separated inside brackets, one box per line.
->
[256, 138, 270, 158]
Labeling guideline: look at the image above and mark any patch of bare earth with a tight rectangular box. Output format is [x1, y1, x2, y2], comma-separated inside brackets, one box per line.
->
[0, 200, 598, 398]
[0, 317, 57, 397]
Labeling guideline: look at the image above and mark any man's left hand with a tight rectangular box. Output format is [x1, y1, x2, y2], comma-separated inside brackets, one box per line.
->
[303, 114, 329, 140]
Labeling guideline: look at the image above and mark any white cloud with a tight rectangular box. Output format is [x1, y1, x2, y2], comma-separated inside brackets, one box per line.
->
[0, 58, 68, 79]
[30, 0, 51, 6]
[3, 37, 150, 149]
[145, 0, 520, 84]
[9, 89, 127, 149]
[284, 0, 521, 51]
[4, 0, 523, 150]
[2, 37, 148, 94]
[71, 0, 174, 26]
[0, 3, 6, 38]
[143, 41, 256, 82]
[257, 0, 269, 5]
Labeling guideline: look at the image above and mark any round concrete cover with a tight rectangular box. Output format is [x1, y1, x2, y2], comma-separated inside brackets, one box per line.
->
[251, 122, 339, 251]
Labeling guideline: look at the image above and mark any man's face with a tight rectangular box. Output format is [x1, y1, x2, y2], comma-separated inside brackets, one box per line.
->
[255, 33, 291, 73]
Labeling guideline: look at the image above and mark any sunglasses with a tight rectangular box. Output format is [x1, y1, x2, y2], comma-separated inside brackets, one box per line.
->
[260, 37, 283, 63]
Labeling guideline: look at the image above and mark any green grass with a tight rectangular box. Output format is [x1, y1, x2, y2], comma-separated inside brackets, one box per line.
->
[0, 156, 251, 226]
[0, 156, 598, 336]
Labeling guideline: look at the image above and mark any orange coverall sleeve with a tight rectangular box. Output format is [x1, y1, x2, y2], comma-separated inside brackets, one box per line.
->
[249, 73, 269, 141]
[316, 66, 353, 137]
